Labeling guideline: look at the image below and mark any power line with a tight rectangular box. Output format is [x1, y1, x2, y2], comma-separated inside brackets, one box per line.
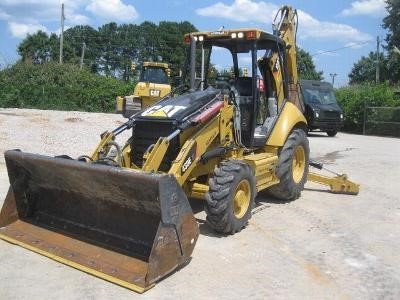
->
[311, 40, 373, 57]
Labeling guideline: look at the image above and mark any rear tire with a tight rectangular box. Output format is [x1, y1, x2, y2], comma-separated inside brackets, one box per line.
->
[205, 160, 256, 234]
[326, 130, 337, 137]
[268, 129, 309, 201]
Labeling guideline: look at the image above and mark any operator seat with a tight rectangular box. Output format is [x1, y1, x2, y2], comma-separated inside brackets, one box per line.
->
[233, 77, 254, 146]
[233, 77, 277, 148]
[234, 77, 252, 97]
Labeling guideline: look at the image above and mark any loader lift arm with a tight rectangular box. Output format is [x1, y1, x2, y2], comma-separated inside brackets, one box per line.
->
[87, 118, 136, 167]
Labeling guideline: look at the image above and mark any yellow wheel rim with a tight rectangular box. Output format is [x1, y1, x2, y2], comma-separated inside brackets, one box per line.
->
[233, 179, 251, 219]
[292, 145, 306, 183]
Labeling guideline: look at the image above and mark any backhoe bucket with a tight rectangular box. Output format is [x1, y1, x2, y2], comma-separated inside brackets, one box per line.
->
[0, 150, 199, 293]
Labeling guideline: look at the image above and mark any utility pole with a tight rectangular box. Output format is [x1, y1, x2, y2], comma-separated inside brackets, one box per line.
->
[59, 3, 65, 64]
[200, 45, 205, 90]
[376, 35, 380, 84]
[80, 42, 86, 69]
[329, 73, 337, 86]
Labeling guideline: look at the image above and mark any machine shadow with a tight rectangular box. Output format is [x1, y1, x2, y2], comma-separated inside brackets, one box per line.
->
[188, 198, 223, 237]
[189, 190, 305, 238]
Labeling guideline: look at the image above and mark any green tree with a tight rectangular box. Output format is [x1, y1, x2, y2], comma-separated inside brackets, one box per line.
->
[136, 21, 159, 63]
[63, 25, 101, 70]
[297, 48, 323, 80]
[97, 22, 120, 77]
[18, 31, 59, 63]
[16, 21, 198, 80]
[117, 24, 140, 82]
[157, 21, 197, 76]
[383, 0, 400, 83]
[348, 51, 388, 84]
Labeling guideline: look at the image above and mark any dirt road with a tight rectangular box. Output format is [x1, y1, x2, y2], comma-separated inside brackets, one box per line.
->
[0, 108, 399, 299]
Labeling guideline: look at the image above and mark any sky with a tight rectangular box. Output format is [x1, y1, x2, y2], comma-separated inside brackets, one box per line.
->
[0, 0, 388, 87]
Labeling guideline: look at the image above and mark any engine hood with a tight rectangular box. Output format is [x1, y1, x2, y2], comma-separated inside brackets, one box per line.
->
[309, 102, 342, 113]
[137, 87, 221, 123]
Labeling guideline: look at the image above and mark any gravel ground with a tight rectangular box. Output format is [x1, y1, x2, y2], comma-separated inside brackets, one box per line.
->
[0, 108, 399, 300]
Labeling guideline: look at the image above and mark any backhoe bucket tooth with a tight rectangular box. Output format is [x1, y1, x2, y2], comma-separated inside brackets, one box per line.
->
[0, 150, 199, 293]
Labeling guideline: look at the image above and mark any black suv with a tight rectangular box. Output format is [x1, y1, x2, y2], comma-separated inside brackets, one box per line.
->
[300, 80, 344, 137]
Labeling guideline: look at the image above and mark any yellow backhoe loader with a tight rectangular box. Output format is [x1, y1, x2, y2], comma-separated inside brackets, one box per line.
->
[0, 6, 359, 293]
[116, 61, 172, 117]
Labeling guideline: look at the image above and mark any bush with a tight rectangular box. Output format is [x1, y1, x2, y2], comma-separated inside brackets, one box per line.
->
[0, 62, 133, 112]
[335, 83, 400, 133]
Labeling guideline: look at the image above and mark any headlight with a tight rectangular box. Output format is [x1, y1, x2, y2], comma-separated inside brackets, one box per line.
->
[312, 108, 320, 119]
[340, 113, 344, 119]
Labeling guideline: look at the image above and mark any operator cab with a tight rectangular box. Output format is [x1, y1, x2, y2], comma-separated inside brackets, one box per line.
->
[184, 29, 294, 148]
[140, 66, 169, 84]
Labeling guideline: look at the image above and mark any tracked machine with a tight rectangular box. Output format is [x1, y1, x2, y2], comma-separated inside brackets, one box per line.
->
[116, 61, 172, 117]
[0, 6, 359, 293]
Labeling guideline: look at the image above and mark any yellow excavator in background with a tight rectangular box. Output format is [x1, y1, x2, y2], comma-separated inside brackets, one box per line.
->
[116, 61, 172, 117]
[0, 6, 359, 293]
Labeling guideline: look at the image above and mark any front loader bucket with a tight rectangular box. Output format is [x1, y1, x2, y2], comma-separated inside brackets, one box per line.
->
[0, 150, 199, 293]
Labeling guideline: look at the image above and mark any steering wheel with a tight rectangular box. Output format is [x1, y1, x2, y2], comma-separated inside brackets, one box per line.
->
[228, 85, 239, 106]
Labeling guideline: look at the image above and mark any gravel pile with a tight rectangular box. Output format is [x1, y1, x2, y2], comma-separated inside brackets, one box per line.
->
[0, 108, 130, 163]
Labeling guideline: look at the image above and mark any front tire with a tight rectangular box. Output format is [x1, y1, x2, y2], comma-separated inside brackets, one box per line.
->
[268, 129, 309, 201]
[326, 130, 337, 137]
[205, 160, 256, 234]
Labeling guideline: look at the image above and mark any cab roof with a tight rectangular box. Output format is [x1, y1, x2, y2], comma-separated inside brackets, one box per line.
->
[184, 28, 285, 53]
